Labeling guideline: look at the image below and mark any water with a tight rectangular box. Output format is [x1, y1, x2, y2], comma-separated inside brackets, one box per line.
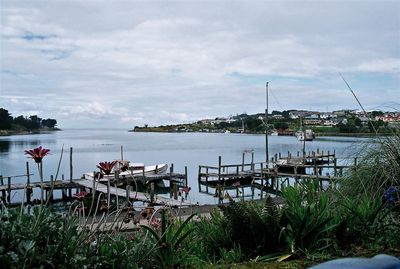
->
[0, 129, 369, 204]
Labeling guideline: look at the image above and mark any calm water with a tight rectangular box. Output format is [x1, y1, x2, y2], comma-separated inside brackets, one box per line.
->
[0, 129, 369, 204]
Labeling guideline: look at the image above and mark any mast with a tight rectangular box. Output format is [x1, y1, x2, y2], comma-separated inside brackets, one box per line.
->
[265, 82, 269, 164]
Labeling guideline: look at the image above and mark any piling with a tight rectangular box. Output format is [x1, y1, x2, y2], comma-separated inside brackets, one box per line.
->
[26, 162, 31, 204]
[184, 166, 188, 187]
[7, 177, 11, 203]
[218, 156, 222, 181]
[0, 176, 4, 202]
[150, 183, 155, 203]
[69, 147, 73, 198]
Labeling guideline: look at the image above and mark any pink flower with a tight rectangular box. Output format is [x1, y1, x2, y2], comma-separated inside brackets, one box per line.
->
[96, 161, 118, 175]
[24, 146, 50, 163]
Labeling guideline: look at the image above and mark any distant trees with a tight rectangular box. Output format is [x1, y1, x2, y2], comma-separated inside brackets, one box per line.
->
[0, 108, 57, 130]
[0, 108, 13, 129]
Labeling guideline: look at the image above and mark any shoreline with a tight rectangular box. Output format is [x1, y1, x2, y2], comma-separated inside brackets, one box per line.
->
[0, 128, 61, 137]
[131, 129, 394, 137]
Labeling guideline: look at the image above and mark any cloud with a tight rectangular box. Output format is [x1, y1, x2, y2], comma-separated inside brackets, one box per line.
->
[1, 1, 399, 128]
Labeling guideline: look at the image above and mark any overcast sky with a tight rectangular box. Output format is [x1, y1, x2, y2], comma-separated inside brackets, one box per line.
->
[1, 0, 399, 128]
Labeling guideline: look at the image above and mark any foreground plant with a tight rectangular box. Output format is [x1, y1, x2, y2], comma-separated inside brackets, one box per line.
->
[280, 180, 338, 255]
[141, 208, 196, 268]
[24, 146, 50, 204]
[97, 161, 118, 175]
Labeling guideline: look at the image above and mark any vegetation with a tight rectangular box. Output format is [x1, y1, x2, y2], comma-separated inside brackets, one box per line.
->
[132, 110, 397, 135]
[1, 135, 400, 268]
[0, 108, 58, 134]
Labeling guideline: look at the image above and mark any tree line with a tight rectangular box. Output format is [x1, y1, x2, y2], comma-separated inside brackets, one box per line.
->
[0, 108, 57, 130]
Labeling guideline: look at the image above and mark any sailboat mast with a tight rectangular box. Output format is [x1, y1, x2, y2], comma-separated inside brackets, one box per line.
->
[265, 82, 269, 164]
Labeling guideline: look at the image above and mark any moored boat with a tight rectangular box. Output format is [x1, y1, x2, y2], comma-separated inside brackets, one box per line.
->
[83, 162, 168, 181]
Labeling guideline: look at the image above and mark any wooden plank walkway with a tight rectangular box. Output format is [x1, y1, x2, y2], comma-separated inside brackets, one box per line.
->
[73, 179, 193, 207]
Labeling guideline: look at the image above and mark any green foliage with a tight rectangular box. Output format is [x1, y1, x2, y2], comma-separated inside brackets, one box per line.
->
[0, 207, 87, 268]
[141, 209, 197, 268]
[280, 180, 338, 254]
[334, 194, 391, 248]
[0, 107, 57, 130]
[221, 197, 283, 257]
[194, 210, 232, 261]
[0, 206, 150, 269]
[339, 134, 400, 197]
[0, 108, 12, 129]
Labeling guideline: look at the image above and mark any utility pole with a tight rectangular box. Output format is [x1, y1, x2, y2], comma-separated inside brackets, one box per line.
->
[265, 82, 269, 164]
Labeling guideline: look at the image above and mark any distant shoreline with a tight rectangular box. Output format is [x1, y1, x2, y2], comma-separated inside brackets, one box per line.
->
[0, 128, 61, 137]
[130, 129, 393, 137]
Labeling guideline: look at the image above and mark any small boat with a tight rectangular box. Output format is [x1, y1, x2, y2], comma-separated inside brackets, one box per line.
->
[83, 162, 168, 181]
[296, 129, 315, 141]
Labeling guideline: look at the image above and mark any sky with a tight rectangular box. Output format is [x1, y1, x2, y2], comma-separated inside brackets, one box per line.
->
[1, 0, 399, 128]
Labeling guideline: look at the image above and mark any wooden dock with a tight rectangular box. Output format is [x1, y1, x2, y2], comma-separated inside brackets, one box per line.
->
[0, 158, 191, 207]
[74, 179, 192, 207]
[198, 149, 356, 201]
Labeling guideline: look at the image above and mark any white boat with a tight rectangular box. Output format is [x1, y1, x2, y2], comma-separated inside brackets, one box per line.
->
[83, 162, 168, 181]
[296, 129, 315, 141]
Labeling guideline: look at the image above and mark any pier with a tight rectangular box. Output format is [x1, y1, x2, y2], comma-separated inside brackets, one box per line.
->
[0, 160, 191, 207]
[198, 148, 356, 201]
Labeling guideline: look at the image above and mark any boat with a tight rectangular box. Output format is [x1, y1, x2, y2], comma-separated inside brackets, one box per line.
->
[83, 162, 168, 181]
[296, 117, 315, 141]
[296, 129, 315, 141]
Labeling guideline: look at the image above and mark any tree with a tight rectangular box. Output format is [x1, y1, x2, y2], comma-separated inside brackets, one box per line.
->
[0, 108, 13, 129]
[28, 115, 42, 129]
[41, 118, 57, 128]
[274, 122, 289, 130]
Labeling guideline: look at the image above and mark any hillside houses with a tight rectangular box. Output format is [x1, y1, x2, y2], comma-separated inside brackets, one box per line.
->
[375, 113, 400, 122]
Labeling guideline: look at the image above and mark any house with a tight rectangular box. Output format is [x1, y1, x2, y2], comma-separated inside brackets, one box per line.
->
[375, 113, 400, 122]
[303, 114, 322, 125]
[289, 110, 311, 119]
[320, 113, 336, 120]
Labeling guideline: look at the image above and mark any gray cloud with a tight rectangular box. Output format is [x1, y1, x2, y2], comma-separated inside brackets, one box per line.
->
[1, 0, 399, 127]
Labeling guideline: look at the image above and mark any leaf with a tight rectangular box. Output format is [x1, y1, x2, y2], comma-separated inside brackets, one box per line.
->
[277, 253, 293, 262]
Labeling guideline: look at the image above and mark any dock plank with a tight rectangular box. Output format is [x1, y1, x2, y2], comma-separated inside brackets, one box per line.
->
[73, 179, 192, 207]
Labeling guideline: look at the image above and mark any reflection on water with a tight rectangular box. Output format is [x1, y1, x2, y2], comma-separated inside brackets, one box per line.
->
[0, 129, 369, 204]
[0, 140, 10, 152]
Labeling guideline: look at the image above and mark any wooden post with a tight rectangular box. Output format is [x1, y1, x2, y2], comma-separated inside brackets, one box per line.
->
[155, 165, 158, 175]
[333, 158, 337, 177]
[184, 166, 188, 187]
[50, 175, 54, 202]
[120, 145, 124, 161]
[279, 152, 281, 159]
[218, 156, 222, 181]
[197, 165, 201, 182]
[251, 151, 254, 170]
[7, 177, 11, 204]
[0, 176, 5, 202]
[241, 153, 245, 172]
[26, 162, 31, 204]
[205, 167, 209, 193]
[61, 174, 66, 200]
[150, 183, 155, 203]
[92, 172, 96, 195]
[173, 183, 178, 200]
[114, 171, 119, 209]
[69, 147, 73, 198]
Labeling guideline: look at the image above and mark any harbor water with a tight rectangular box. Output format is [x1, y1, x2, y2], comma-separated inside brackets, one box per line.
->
[0, 129, 369, 204]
